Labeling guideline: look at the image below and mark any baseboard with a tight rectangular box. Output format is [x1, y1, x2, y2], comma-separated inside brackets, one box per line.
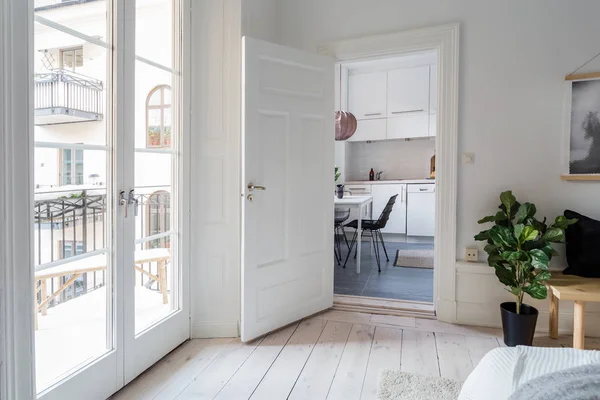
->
[435, 299, 457, 323]
[192, 321, 239, 338]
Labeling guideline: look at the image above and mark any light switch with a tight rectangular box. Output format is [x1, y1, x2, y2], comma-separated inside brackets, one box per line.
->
[462, 153, 475, 164]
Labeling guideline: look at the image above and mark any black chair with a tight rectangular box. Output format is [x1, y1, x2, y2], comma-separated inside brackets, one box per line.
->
[343, 194, 398, 272]
[334, 208, 351, 265]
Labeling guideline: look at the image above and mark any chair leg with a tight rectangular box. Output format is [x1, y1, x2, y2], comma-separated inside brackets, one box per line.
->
[378, 230, 389, 261]
[343, 229, 358, 268]
[342, 227, 350, 250]
[334, 227, 341, 265]
[373, 230, 381, 272]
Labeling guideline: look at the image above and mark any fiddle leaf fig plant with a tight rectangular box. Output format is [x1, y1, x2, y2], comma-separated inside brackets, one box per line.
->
[474, 191, 577, 314]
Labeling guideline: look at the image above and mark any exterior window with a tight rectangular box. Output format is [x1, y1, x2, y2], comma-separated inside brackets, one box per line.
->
[146, 85, 172, 148]
[60, 47, 83, 71]
[146, 191, 170, 249]
[59, 148, 84, 185]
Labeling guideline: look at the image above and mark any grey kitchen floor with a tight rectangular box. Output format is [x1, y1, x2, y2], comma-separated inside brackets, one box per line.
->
[334, 235, 434, 302]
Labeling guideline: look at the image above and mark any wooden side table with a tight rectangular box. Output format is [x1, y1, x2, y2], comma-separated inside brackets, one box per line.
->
[547, 272, 600, 349]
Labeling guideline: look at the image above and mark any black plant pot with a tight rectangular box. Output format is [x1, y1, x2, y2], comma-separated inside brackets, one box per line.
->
[500, 302, 538, 346]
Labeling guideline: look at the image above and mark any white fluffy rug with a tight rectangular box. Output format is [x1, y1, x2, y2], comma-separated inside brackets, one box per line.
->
[378, 370, 462, 400]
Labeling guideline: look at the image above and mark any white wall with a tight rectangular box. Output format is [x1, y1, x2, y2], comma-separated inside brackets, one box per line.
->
[280, 0, 600, 333]
[345, 138, 435, 181]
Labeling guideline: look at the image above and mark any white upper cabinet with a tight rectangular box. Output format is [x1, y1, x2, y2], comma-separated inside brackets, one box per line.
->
[387, 114, 429, 139]
[386, 65, 430, 116]
[348, 72, 387, 120]
[347, 118, 386, 142]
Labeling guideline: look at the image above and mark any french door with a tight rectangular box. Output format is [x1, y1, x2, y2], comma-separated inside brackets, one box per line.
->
[32, 1, 189, 398]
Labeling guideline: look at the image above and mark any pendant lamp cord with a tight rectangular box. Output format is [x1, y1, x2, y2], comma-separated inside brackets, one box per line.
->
[568, 50, 600, 77]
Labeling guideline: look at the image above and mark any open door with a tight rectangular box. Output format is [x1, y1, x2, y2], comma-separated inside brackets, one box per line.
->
[241, 37, 335, 341]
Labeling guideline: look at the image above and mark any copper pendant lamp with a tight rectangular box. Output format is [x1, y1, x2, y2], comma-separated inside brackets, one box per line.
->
[335, 67, 357, 141]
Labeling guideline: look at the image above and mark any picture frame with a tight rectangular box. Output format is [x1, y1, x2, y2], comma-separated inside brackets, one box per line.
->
[561, 72, 600, 181]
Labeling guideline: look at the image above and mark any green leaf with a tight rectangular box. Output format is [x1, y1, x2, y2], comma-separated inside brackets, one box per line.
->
[478, 211, 508, 224]
[500, 191, 516, 218]
[487, 253, 505, 266]
[524, 282, 548, 300]
[552, 216, 579, 230]
[483, 244, 498, 254]
[489, 225, 517, 249]
[514, 224, 524, 243]
[543, 228, 565, 243]
[501, 250, 527, 262]
[494, 266, 515, 287]
[474, 230, 490, 241]
[515, 203, 537, 223]
[521, 226, 539, 243]
[529, 249, 550, 270]
[535, 270, 552, 282]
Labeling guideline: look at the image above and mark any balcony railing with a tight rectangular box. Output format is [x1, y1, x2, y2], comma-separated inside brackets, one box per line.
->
[34, 188, 170, 309]
[34, 69, 104, 125]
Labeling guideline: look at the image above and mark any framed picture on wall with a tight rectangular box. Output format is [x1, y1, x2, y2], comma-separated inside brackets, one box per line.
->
[562, 73, 600, 180]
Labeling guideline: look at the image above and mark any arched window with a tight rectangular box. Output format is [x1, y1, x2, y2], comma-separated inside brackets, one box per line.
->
[146, 85, 172, 148]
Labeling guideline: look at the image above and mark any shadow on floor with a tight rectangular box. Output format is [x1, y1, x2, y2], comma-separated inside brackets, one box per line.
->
[334, 238, 434, 302]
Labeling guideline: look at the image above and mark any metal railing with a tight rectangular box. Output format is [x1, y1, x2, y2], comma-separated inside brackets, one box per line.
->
[34, 189, 171, 308]
[34, 69, 103, 116]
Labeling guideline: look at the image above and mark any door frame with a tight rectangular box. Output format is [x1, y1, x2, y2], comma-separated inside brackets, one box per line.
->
[319, 23, 460, 323]
[1, 0, 37, 398]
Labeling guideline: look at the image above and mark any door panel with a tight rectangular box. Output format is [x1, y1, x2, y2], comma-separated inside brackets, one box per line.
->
[387, 66, 430, 115]
[372, 184, 406, 234]
[347, 118, 387, 142]
[241, 37, 334, 342]
[348, 72, 387, 120]
[386, 114, 429, 139]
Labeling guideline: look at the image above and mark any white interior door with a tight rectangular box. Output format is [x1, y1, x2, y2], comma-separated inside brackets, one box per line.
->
[241, 37, 334, 342]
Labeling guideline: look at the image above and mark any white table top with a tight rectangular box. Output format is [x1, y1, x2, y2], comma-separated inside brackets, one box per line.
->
[334, 195, 373, 206]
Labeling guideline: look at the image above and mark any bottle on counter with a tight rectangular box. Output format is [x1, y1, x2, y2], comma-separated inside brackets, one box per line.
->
[430, 153, 436, 179]
[369, 168, 375, 181]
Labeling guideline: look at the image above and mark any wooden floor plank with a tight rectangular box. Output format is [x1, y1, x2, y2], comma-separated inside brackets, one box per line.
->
[360, 326, 403, 400]
[400, 330, 439, 377]
[464, 335, 499, 367]
[327, 324, 375, 400]
[288, 321, 352, 400]
[311, 310, 372, 325]
[369, 314, 416, 328]
[435, 333, 473, 381]
[174, 337, 264, 400]
[249, 318, 327, 400]
[213, 323, 299, 400]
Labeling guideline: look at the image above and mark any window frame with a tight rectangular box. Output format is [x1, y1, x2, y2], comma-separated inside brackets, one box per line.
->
[59, 46, 84, 71]
[58, 147, 84, 186]
[145, 84, 172, 148]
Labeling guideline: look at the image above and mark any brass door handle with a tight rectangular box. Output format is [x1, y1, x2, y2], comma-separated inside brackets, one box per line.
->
[247, 183, 266, 191]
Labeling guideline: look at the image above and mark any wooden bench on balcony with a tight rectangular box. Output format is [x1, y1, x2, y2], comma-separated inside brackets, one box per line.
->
[548, 272, 600, 349]
[34, 248, 170, 330]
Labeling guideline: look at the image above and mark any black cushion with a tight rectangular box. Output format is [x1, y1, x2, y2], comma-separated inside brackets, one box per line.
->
[345, 219, 382, 230]
[564, 210, 600, 278]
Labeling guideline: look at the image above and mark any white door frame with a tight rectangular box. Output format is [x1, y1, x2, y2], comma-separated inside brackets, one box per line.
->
[319, 24, 460, 323]
[1, 0, 37, 398]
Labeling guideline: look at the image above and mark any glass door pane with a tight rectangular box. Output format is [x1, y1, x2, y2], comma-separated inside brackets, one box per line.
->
[33, 0, 113, 393]
[133, 0, 179, 335]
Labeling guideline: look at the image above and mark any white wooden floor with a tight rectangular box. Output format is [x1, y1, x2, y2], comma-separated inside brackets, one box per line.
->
[111, 310, 600, 400]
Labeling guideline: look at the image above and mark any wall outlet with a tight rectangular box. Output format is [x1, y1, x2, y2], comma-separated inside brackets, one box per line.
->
[465, 248, 478, 262]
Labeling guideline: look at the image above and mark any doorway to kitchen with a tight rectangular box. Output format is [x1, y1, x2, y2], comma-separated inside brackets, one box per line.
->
[333, 50, 437, 313]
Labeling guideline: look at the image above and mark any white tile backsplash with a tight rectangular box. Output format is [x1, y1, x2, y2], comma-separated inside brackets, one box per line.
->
[345, 138, 435, 181]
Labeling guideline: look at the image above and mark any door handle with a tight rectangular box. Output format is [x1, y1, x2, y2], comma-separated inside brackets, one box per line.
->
[128, 189, 139, 216]
[247, 183, 266, 191]
[119, 190, 128, 218]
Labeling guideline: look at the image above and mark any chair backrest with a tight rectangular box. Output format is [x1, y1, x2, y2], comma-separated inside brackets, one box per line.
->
[334, 208, 351, 225]
[376, 194, 398, 229]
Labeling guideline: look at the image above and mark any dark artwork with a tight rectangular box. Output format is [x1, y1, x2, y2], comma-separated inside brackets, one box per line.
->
[570, 80, 600, 174]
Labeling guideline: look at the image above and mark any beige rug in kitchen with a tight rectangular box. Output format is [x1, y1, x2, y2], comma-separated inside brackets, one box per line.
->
[394, 248, 434, 269]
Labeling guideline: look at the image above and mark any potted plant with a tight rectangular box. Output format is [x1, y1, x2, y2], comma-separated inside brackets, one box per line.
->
[474, 190, 576, 346]
[335, 166, 344, 198]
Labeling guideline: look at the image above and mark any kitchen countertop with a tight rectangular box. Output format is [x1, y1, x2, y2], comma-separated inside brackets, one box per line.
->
[345, 179, 435, 185]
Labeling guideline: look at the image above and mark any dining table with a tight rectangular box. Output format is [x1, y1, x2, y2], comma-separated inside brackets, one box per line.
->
[334, 195, 373, 273]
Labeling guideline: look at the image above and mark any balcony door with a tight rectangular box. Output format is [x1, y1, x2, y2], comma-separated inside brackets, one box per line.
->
[32, 0, 188, 398]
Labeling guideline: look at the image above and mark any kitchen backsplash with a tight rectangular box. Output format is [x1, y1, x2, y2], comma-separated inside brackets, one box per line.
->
[345, 138, 435, 181]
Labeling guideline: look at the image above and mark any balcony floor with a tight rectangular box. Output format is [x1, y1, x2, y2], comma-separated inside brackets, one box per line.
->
[35, 286, 170, 392]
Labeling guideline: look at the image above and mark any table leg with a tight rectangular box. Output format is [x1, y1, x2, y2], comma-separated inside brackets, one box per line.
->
[549, 291, 559, 339]
[40, 279, 48, 316]
[356, 204, 362, 274]
[158, 259, 168, 304]
[573, 301, 585, 349]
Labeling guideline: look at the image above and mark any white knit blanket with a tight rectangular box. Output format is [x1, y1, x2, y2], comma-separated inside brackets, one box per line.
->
[458, 346, 600, 400]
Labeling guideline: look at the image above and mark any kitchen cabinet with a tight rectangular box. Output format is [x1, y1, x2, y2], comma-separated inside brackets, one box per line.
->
[347, 118, 386, 142]
[372, 184, 406, 234]
[406, 184, 435, 236]
[348, 72, 387, 120]
[386, 114, 429, 140]
[386, 66, 430, 117]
